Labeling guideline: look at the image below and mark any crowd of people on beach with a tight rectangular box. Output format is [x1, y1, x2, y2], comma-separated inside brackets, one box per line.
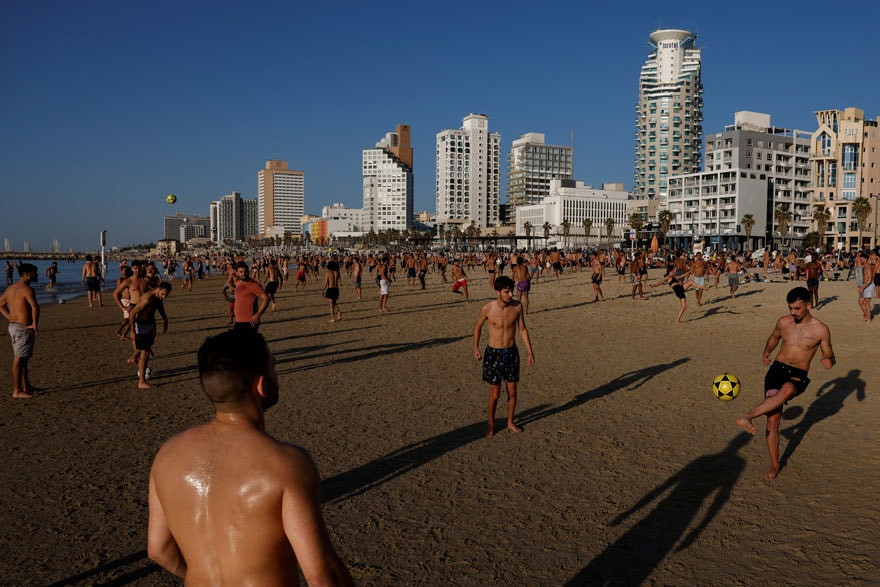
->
[2, 241, 878, 581]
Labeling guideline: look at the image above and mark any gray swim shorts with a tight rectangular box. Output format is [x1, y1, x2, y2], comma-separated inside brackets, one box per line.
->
[8, 323, 35, 358]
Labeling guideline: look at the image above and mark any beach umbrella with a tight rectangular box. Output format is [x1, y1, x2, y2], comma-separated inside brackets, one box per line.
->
[650, 233, 659, 254]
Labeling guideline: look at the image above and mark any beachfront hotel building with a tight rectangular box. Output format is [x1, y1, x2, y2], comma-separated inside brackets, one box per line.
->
[515, 180, 629, 248]
[362, 124, 414, 232]
[666, 111, 812, 251]
[163, 212, 210, 243]
[257, 160, 305, 239]
[436, 113, 501, 229]
[811, 107, 880, 250]
[635, 29, 703, 199]
[210, 191, 258, 245]
[507, 133, 573, 224]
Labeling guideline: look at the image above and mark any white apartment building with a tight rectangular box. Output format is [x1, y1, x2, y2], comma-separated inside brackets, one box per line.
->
[515, 180, 629, 248]
[436, 113, 501, 229]
[693, 111, 812, 249]
[363, 124, 413, 232]
[635, 29, 703, 199]
[666, 171, 767, 251]
[507, 133, 573, 223]
[211, 191, 258, 245]
[258, 160, 305, 238]
[322, 203, 367, 234]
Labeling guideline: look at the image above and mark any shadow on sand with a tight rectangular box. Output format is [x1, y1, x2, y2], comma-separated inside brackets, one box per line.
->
[566, 433, 751, 586]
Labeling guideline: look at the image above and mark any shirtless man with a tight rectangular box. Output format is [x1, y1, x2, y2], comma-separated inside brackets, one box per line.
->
[589, 253, 605, 301]
[858, 259, 875, 321]
[321, 259, 342, 322]
[45, 262, 59, 291]
[377, 255, 391, 312]
[512, 256, 531, 314]
[181, 257, 194, 292]
[129, 282, 171, 389]
[450, 259, 470, 302]
[725, 256, 742, 297]
[473, 276, 535, 437]
[805, 256, 823, 308]
[549, 248, 563, 281]
[351, 256, 363, 299]
[691, 252, 710, 305]
[0, 263, 40, 398]
[148, 329, 353, 584]
[417, 254, 428, 290]
[114, 262, 149, 358]
[405, 254, 417, 287]
[264, 260, 281, 311]
[81, 254, 103, 307]
[736, 287, 835, 480]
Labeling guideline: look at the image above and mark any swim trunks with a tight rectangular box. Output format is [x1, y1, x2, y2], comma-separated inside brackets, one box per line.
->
[806, 278, 819, 289]
[630, 273, 641, 285]
[693, 276, 706, 287]
[264, 281, 279, 295]
[862, 283, 876, 299]
[764, 360, 810, 400]
[874, 272, 880, 287]
[324, 287, 339, 300]
[134, 321, 156, 351]
[728, 274, 740, 287]
[182, 274, 192, 282]
[86, 276, 101, 292]
[672, 284, 686, 299]
[617, 265, 626, 275]
[452, 278, 467, 292]
[407, 267, 416, 278]
[380, 279, 389, 295]
[591, 274, 603, 284]
[516, 280, 530, 293]
[482, 345, 520, 385]
[353, 276, 362, 288]
[8, 323, 35, 358]
[553, 262, 563, 272]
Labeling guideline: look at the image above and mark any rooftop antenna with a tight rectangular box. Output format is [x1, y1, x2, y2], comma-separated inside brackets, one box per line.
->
[275, 136, 280, 161]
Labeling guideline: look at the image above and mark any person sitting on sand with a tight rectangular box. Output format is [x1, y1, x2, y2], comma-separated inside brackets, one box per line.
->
[148, 329, 353, 584]
[736, 287, 835, 480]
[473, 276, 535, 437]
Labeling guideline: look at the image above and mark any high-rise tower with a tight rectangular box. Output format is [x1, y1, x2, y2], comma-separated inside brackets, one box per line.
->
[362, 124, 414, 232]
[635, 29, 703, 199]
[257, 160, 305, 238]
[507, 133, 573, 224]
[436, 113, 501, 228]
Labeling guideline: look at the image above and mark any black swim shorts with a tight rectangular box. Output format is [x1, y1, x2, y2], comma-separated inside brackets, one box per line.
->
[764, 360, 810, 399]
[482, 345, 520, 385]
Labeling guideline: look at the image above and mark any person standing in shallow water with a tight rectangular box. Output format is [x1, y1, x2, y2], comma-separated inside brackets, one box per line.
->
[736, 287, 835, 481]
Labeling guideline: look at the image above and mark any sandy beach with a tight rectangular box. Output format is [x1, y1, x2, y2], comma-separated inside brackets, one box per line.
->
[1, 265, 878, 585]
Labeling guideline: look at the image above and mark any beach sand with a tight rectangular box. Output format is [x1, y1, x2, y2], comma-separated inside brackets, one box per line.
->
[1, 267, 878, 585]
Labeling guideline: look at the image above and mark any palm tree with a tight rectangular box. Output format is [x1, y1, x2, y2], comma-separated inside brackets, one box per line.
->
[605, 217, 616, 249]
[582, 218, 593, 247]
[542, 221, 552, 242]
[811, 204, 831, 251]
[852, 197, 872, 250]
[523, 221, 533, 239]
[628, 213, 644, 249]
[774, 203, 793, 250]
[741, 214, 756, 251]
[561, 219, 571, 251]
[657, 209, 674, 247]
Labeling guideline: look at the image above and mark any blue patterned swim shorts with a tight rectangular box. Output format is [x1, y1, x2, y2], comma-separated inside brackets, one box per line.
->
[482, 345, 520, 385]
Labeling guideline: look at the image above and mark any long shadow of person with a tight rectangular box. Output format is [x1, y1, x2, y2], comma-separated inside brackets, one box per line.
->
[566, 433, 751, 586]
[779, 369, 866, 469]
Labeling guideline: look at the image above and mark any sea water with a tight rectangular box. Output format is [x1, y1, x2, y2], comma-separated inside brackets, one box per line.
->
[2, 259, 124, 305]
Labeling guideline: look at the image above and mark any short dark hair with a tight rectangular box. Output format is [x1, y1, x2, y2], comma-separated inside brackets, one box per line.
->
[494, 276, 515, 291]
[234, 262, 249, 271]
[18, 263, 38, 276]
[787, 287, 810, 304]
[327, 260, 339, 271]
[157, 281, 172, 293]
[198, 329, 270, 405]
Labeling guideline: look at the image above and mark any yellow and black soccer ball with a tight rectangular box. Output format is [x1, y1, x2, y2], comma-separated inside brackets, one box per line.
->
[166, 194, 177, 204]
[712, 373, 741, 401]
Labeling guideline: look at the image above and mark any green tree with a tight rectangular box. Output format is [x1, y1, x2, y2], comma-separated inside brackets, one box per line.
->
[657, 209, 674, 247]
[561, 219, 571, 250]
[542, 221, 552, 240]
[605, 217, 616, 248]
[852, 197, 873, 250]
[741, 214, 755, 251]
[774, 203, 793, 249]
[811, 204, 831, 251]
[582, 218, 593, 247]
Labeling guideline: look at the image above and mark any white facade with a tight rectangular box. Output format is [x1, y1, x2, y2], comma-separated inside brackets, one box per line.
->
[666, 171, 767, 250]
[213, 191, 258, 244]
[515, 180, 630, 246]
[436, 113, 501, 228]
[362, 127, 413, 232]
[507, 132, 573, 222]
[322, 203, 368, 233]
[635, 29, 703, 199]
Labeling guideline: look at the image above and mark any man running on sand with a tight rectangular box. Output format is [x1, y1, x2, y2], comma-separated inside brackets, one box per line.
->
[0, 263, 40, 398]
[736, 287, 835, 480]
[473, 276, 535, 437]
[148, 329, 353, 584]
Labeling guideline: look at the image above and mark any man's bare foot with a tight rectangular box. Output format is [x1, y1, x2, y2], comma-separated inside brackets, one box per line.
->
[736, 417, 757, 434]
[126, 356, 137, 365]
[507, 423, 523, 433]
[12, 391, 36, 398]
[764, 468, 779, 481]
[485, 428, 495, 438]
[138, 382, 153, 390]
[328, 319, 336, 323]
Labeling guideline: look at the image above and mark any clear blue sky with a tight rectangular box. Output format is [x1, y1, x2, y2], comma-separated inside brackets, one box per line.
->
[2, 0, 878, 251]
